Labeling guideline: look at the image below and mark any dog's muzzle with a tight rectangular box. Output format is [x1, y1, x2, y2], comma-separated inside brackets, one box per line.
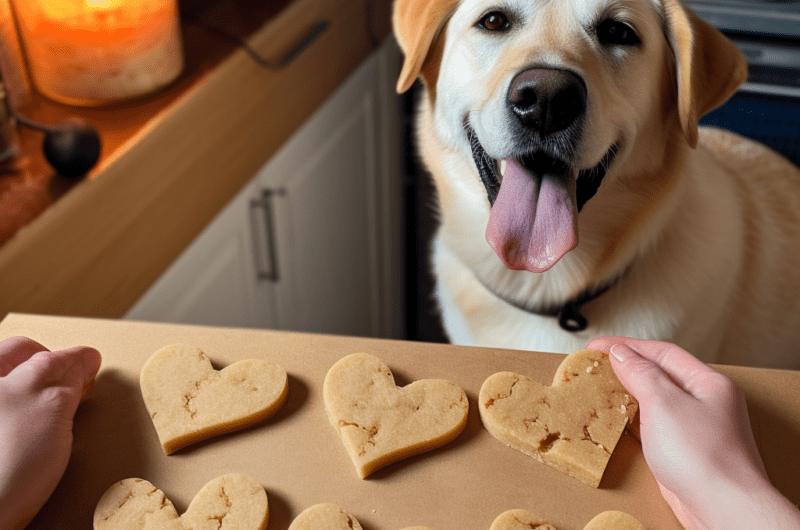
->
[466, 67, 617, 274]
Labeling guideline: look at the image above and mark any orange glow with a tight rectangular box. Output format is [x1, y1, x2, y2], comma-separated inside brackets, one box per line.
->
[25, 1, 172, 45]
[12, 0, 183, 105]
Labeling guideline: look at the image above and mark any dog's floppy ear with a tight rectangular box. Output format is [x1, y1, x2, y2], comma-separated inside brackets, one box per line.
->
[662, 0, 747, 148]
[393, 0, 460, 93]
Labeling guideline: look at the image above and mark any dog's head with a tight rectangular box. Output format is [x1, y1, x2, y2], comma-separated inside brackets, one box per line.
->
[393, 0, 746, 274]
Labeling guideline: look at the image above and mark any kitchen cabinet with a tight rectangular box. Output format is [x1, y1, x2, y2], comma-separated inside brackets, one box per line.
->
[0, 0, 392, 321]
[125, 38, 403, 339]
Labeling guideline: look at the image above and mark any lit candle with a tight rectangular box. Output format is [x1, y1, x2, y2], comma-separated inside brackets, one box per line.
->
[12, 0, 183, 106]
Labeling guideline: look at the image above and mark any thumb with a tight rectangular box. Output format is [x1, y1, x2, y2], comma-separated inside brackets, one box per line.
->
[609, 343, 681, 404]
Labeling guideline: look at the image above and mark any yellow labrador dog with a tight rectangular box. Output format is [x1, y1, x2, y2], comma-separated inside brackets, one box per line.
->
[393, 0, 800, 368]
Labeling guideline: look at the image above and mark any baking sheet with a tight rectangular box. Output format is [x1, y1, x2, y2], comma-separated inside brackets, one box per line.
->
[2, 313, 798, 530]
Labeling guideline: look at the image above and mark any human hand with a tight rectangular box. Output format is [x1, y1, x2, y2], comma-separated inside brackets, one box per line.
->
[0, 336, 101, 530]
[586, 337, 800, 530]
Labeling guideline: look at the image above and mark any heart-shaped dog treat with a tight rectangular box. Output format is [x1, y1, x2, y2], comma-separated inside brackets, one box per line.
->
[583, 511, 645, 530]
[140, 343, 288, 454]
[479, 349, 637, 487]
[323, 353, 468, 478]
[288, 504, 363, 530]
[288, 504, 433, 530]
[490, 509, 643, 530]
[93, 474, 268, 530]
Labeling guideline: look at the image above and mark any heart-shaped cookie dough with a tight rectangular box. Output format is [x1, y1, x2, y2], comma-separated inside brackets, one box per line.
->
[288, 504, 433, 530]
[583, 511, 646, 530]
[93, 474, 268, 530]
[479, 349, 637, 487]
[323, 353, 468, 479]
[140, 343, 288, 454]
[288, 504, 362, 530]
[490, 509, 644, 530]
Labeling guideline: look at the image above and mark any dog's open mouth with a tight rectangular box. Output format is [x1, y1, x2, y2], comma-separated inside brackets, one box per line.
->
[467, 125, 618, 273]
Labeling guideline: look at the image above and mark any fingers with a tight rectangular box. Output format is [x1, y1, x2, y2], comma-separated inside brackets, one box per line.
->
[601, 342, 682, 405]
[56, 346, 102, 402]
[46, 346, 102, 392]
[7, 344, 102, 409]
[0, 337, 50, 377]
[587, 336, 718, 399]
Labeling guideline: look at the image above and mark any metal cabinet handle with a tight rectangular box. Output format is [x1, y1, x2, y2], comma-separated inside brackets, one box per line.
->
[275, 20, 330, 68]
[183, 9, 330, 71]
[250, 189, 283, 282]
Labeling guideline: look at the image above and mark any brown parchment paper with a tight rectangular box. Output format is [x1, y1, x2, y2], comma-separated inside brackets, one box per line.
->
[1, 313, 798, 530]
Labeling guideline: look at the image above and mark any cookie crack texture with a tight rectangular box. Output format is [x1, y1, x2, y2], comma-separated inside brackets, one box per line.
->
[512, 514, 549, 529]
[116, 491, 134, 511]
[324, 353, 469, 479]
[338, 420, 380, 456]
[490, 509, 557, 530]
[183, 373, 217, 420]
[207, 485, 233, 529]
[479, 350, 638, 487]
[484, 376, 520, 408]
[184, 394, 198, 418]
[582, 425, 609, 454]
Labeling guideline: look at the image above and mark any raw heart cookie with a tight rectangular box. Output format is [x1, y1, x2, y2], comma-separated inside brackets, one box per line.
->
[323, 352, 468, 479]
[288, 504, 363, 530]
[140, 343, 288, 454]
[288, 504, 433, 530]
[479, 349, 637, 487]
[93, 474, 268, 530]
[584, 511, 646, 530]
[490, 509, 644, 530]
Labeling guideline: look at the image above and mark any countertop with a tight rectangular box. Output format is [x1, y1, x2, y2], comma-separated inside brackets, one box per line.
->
[0, 0, 294, 246]
[2, 313, 799, 529]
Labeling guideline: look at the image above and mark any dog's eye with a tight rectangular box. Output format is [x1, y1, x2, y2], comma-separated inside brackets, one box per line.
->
[596, 19, 640, 46]
[477, 11, 510, 32]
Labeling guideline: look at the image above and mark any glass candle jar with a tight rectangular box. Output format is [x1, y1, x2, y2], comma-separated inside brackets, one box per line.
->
[0, 82, 18, 162]
[12, 0, 183, 106]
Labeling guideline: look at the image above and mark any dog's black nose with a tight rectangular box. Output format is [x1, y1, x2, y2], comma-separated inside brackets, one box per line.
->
[508, 68, 587, 135]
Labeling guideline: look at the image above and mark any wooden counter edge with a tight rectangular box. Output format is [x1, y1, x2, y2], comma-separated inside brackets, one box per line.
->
[0, 0, 391, 319]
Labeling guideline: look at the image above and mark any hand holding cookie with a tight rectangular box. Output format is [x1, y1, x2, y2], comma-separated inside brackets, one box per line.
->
[588, 337, 800, 530]
[479, 349, 637, 487]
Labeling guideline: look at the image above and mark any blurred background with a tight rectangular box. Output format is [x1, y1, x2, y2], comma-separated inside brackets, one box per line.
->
[0, 0, 797, 345]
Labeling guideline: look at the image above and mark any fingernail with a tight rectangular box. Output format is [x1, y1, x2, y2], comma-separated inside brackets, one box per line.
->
[610, 343, 635, 362]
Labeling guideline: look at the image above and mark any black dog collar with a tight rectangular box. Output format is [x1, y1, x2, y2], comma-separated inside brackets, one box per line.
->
[477, 274, 622, 332]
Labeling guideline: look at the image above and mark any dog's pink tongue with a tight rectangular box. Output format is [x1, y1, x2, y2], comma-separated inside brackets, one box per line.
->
[486, 158, 578, 272]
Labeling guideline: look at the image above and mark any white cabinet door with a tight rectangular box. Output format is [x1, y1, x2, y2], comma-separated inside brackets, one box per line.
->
[125, 177, 277, 329]
[126, 39, 403, 338]
[253, 40, 401, 338]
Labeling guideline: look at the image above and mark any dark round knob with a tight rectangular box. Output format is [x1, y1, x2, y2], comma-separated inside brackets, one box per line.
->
[42, 118, 102, 180]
